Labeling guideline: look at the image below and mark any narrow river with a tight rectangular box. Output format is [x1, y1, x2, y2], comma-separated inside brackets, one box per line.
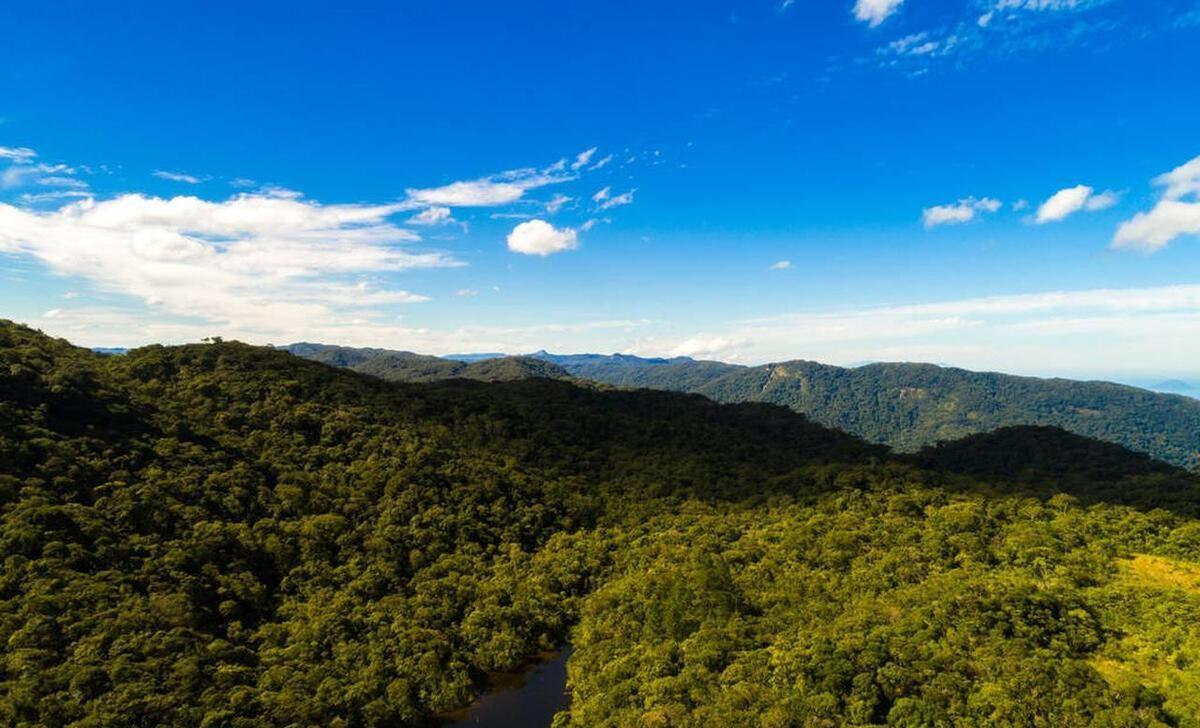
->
[442, 647, 572, 727]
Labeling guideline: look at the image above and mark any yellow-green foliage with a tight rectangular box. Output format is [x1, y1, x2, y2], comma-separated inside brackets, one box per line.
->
[2, 320, 1200, 727]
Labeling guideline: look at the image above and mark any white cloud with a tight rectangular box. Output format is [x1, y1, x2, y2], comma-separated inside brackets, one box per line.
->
[922, 197, 1002, 228]
[1035, 184, 1118, 223]
[854, 0, 904, 27]
[995, 0, 1107, 11]
[597, 189, 636, 210]
[0, 192, 453, 337]
[407, 179, 528, 207]
[592, 186, 610, 203]
[571, 147, 597, 171]
[2, 162, 83, 189]
[406, 206, 454, 226]
[455, 288, 479, 297]
[625, 284, 1200, 375]
[0, 146, 37, 163]
[405, 159, 579, 209]
[580, 218, 607, 232]
[1154, 155, 1200, 201]
[769, 260, 792, 270]
[666, 336, 739, 359]
[404, 166, 573, 208]
[589, 154, 614, 171]
[545, 193, 573, 214]
[506, 219, 579, 256]
[883, 32, 960, 58]
[1113, 201, 1200, 253]
[153, 170, 207, 184]
[18, 190, 92, 205]
[1113, 155, 1200, 252]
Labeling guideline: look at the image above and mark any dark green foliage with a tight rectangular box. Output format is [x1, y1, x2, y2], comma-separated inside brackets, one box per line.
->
[290, 345, 1200, 469]
[282, 344, 570, 383]
[3, 320, 1200, 727]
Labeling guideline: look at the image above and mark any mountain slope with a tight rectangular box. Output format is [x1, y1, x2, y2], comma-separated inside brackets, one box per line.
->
[6, 321, 1200, 727]
[288, 344, 1200, 469]
[282, 343, 571, 383]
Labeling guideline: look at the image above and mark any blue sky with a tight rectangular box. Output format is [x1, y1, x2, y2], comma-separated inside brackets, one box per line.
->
[2, 0, 1199, 380]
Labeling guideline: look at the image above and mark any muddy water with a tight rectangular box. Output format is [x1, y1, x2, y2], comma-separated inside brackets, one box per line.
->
[441, 647, 572, 727]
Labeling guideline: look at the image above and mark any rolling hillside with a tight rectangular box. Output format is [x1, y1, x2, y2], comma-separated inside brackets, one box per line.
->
[4, 321, 1200, 726]
[286, 344, 1200, 469]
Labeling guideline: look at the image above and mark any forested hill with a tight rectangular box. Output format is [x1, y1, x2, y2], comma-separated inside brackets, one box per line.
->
[6, 319, 1200, 727]
[563, 356, 1200, 470]
[286, 343, 1200, 469]
[282, 342, 571, 383]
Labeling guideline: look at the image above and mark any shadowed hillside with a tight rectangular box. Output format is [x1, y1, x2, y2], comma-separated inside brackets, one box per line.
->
[286, 344, 1200, 469]
[4, 320, 1200, 727]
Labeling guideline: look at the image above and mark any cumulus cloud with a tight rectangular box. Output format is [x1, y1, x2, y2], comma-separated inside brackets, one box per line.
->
[154, 170, 207, 184]
[854, 0, 904, 27]
[1034, 184, 1118, 223]
[922, 197, 1002, 228]
[0, 192, 453, 336]
[506, 219, 579, 256]
[1113, 155, 1200, 252]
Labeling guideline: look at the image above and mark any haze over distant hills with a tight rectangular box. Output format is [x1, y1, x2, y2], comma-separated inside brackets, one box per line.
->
[285, 343, 1200, 470]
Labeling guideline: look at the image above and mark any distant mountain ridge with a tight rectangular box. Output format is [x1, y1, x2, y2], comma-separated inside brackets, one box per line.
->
[282, 343, 570, 383]
[285, 343, 1200, 469]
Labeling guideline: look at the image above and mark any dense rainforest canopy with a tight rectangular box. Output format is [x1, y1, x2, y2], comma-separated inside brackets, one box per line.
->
[3, 320, 1200, 727]
[286, 344, 1200, 470]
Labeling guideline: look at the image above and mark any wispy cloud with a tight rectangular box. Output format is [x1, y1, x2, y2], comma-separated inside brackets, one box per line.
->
[769, 260, 792, 270]
[404, 162, 575, 208]
[0, 146, 37, 163]
[588, 154, 614, 171]
[869, 0, 1174, 74]
[153, 170, 208, 184]
[594, 187, 636, 210]
[406, 205, 455, 226]
[545, 193, 573, 214]
[571, 147, 597, 171]
[922, 197, 1002, 228]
